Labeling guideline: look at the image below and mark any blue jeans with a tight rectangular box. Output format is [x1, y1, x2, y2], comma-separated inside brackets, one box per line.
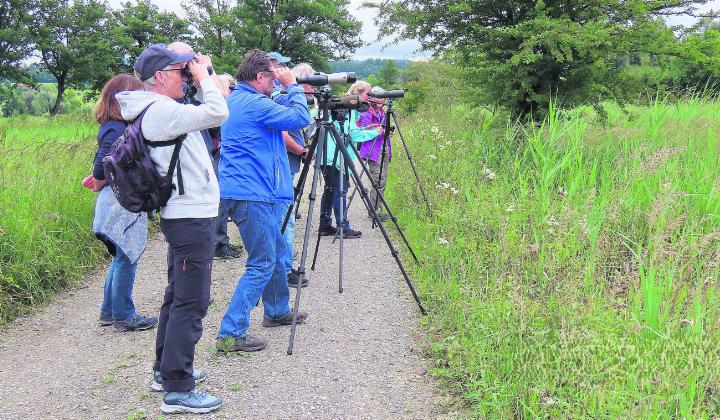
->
[320, 166, 350, 230]
[100, 248, 137, 320]
[283, 203, 296, 275]
[218, 200, 292, 338]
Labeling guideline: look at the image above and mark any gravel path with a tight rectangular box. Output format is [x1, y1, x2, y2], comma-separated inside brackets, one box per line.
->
[0, 183, 448, 419]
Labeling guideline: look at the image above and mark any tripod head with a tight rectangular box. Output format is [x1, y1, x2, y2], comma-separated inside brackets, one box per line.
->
[310, 86, 369, 119]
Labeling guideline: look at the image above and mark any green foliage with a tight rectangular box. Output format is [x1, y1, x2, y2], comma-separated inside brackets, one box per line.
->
[112, 0, 193, 72]
[369, 0, 719, 119]
[0, 0, 33, 84]
[0, 115, 104, 323]
[0, 84, 93, 117]
[184, 0, 362, 72]
[376, 60, 399, 89]
[387, 97, 720, 416]
[392, 60, 467, 114]
[29, 0, 120, 116]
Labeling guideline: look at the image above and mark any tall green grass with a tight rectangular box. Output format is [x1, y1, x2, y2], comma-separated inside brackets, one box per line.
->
[389, 98, 720, 416]
[0, 115, 103, 322]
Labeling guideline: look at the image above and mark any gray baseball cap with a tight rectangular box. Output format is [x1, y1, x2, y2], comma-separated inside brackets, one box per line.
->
[134, 43, 196, 81]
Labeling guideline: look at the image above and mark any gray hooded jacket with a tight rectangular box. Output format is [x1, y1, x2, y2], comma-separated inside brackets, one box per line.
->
[116, 78, 229, 219]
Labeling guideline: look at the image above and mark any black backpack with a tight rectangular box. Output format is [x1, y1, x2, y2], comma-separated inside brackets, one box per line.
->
[102, 104, 186, 213]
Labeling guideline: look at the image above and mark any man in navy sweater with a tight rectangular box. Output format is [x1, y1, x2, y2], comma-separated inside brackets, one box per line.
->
[216, 49, 311, 352]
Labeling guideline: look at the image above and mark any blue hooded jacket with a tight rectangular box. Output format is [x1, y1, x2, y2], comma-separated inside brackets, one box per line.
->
[219, 82, 310, 203]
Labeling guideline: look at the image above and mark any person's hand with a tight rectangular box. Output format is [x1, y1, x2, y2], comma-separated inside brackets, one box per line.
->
[300, 145, 310, 160]
[81, 174, 95, 190]
[274, 66, 297, 87]
[187, 54, 210, 82]
[92, 178, 107, 192]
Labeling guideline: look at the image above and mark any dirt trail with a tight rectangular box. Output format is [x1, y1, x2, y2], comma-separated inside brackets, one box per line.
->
[0, 193, 449, 419]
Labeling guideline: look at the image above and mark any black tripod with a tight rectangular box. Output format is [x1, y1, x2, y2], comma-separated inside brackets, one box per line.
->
[349, 99, 433, 230]
[284, 88, 426, 355]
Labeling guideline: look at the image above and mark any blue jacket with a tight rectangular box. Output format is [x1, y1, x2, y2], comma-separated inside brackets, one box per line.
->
[219, 82, 310, 203]
[272, 88, 307, 174]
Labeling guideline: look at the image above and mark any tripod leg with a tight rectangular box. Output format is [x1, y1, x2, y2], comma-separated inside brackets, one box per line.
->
[328, 124, 426, 314]
[337, 147, 345, 294]
[282, 138, 318, 234]
[346, 140, 420, 265]
[390, 111, 432, 217]
[288, 124, 327, 355]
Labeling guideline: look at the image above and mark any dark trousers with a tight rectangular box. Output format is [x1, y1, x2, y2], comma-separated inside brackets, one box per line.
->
[214, 201, 230, 249]
[320, 166, 350, 230]
[154, 217, 213, 392]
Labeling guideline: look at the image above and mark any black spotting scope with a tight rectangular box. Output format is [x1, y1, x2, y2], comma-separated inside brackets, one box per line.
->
[368, 89, 405, 99]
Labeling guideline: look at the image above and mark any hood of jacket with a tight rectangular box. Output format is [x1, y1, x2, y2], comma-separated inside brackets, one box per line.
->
[116, 90, 170, 121]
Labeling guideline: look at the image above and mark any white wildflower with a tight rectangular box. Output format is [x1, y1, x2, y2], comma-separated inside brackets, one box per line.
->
[428, 154, 437, 160]
[547, 216, 560, 227]
[431, 126, 440, 135]
[506, 204, 516, 213]
[438, 182, 450, 189]
[450, 187, 459, 195]
[438, 144, 446, 151]
[480, 163, 497, 180]
[437, 237, 449, 245]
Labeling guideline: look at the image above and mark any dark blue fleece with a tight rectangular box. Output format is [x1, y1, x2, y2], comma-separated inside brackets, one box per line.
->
[92, 120, 127, 180]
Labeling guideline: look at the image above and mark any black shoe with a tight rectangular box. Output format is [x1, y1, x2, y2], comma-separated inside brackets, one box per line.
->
[98, 312, 113, 326]
[214, 244, 242, 260]
[287, 269, 309, 288]
[295, 213, 302, 220]
[319, 225, 337, 236]
[339, 227, 362, 239]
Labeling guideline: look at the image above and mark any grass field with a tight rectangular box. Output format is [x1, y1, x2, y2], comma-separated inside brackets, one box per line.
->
[0, 115, 103, 322]
[387, 98, 720, 417]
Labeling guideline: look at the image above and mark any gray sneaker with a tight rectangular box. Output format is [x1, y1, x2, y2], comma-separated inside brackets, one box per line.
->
[215, 335, 267, 353]
[262, 311, 308, 327]
[98, 312, 113, 326]
[161, 389, 222, 414]
[151, 369, 207, 392]
[113, 314, 158, 332]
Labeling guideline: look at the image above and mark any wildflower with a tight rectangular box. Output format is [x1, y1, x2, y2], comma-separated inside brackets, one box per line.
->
[431, 126, 440, 135]
[437, 237, 449, 245]
[450, 187, 459, 195]
[437, 182, 450, 189]
[480, 163, 497, 180]
[547, 216, 560, 227]
[438, 144, 446, 151]
[506, 204, 516, 213]
[428, 154, 437, 160]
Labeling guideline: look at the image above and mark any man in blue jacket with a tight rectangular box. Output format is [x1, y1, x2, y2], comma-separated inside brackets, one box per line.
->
[216, 49, 311, 352]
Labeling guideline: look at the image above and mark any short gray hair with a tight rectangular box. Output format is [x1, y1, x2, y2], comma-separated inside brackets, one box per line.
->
[292, 63, 315, 78]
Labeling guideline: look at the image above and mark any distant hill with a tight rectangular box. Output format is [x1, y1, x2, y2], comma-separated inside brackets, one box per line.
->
[329, 59, 410, 79]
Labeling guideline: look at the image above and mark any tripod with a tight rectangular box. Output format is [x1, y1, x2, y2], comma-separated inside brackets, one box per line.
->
[284, 88, 426, 355]
[347, 99, 433, 230]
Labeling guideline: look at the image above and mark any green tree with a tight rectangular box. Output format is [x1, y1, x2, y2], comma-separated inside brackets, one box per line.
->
[29, 0, 119, 116]
[0, 0, 33, 83]
[183, 0, 240, 75]
[112, 0, 192, 71]
[232, 0, 362, 70]
[368, 0, 719, 119]
[377, 59, 399, 88]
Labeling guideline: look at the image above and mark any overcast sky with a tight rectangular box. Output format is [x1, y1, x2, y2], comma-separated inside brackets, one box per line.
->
[107, 0, 719, 60]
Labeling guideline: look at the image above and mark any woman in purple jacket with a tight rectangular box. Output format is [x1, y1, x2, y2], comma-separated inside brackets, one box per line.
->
[358, 86, 392, 222]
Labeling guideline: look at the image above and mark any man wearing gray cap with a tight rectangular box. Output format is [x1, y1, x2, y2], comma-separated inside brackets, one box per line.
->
[116, 43, 229, 415]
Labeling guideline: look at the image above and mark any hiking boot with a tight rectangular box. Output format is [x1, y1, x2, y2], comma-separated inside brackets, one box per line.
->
[113, 314, 158, 332]
[287, 269, 309, 288]
[98, 312, 113, 327]
[214, 244, 243, 260]
[161, 389, 222, 414]
[338, 227, 362, 239]
[262, 311, 308, 328]
[151, 369, 207, 392]
[215, 335, 267, 353]
[319, 225, 337, 236]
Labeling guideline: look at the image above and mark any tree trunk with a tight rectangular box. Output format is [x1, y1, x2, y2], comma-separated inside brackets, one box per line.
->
[50, 79, 65, 117]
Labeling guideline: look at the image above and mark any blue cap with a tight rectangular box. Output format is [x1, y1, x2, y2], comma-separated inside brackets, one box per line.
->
[134, 43, 196, 81]
[268, 51, 291, 64]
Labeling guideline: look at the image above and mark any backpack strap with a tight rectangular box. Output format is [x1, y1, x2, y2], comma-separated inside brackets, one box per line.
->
[165, 136, 186, 195]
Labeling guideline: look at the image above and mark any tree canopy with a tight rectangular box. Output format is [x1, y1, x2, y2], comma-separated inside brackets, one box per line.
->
[368, 0, 720, 118]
